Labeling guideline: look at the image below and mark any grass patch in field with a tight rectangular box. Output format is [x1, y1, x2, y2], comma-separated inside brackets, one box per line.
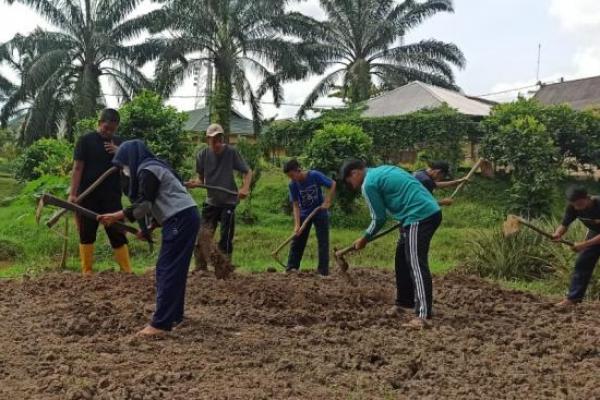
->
[0, 166, 596, 302]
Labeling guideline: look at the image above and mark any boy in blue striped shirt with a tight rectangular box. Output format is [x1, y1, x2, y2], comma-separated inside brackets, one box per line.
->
[341, 160, 441, 329]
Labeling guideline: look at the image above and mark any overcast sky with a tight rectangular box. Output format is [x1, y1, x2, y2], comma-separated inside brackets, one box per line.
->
[1, 0, 599, 119]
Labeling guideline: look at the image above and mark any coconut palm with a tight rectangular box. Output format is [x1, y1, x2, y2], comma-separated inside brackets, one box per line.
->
[297, 0, 466, 117]
[2, 0, 154, 144]
[132, 0, 325, 136]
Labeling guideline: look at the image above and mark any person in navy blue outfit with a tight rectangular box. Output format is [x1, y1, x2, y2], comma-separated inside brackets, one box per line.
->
[283, 159, 336, 277]
[98, 140, 199, 336]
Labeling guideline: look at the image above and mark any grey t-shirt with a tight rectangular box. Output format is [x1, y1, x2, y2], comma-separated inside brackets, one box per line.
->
[196, 145, 250, 206]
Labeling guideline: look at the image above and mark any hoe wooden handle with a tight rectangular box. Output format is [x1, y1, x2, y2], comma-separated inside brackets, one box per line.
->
[271, 206, 324, 266]
[335, 222, 402, 258]
[46, 166, 119, 228]
[517, 217, 574, 246]
[450, 158, 483, 199]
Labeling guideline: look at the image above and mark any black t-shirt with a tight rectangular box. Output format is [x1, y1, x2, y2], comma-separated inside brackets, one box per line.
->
[562, 196, 600, 233]
[74, 131, 123, 196]
[413, 170, 436, 193]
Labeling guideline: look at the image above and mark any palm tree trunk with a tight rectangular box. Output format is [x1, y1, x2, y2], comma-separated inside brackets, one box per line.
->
[74, 63, 101, 120]
[211, 62, 232, 142]
[350, 59, 372, 103]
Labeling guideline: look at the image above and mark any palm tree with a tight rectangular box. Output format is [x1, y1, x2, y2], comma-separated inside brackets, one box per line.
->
[0, 32, 67, 144]
[133, 0, 325, 136]
[2, 0, 154, 144]
[298, 0, 466, 117]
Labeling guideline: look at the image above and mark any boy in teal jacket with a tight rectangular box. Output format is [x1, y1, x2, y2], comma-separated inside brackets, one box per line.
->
[341, 160, 442, 328]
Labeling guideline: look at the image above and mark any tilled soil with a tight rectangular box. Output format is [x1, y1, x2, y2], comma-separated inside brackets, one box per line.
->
[1, 268, 600, 399]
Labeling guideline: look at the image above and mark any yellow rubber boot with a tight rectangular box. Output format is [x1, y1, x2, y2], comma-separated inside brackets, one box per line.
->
[113, 245, 132, 273]
[79, 244, 94, 276]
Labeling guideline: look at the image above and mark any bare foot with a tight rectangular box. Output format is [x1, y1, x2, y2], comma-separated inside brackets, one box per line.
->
[402, 317, 430, 330]
[136, 325, 168, 337]
[554, 298, 578, 308]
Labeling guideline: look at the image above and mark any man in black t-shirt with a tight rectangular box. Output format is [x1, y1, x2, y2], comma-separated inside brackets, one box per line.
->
[69, 108, 131, 276]
[552, 186, 600, 307]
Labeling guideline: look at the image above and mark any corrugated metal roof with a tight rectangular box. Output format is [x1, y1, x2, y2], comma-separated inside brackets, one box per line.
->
[362, 81, 492, 117]
[184, 107, 256, 135]
[533, 76, 600, 110]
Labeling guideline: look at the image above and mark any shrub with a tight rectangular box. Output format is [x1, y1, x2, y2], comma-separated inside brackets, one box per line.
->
[306, 123, 373, 176]
[465, 218, 600, 300]
[263, 105, 475, 167]
[306, 123, 373, 213]
[0, 238, 24, 261]
[13, 139, 73, 181]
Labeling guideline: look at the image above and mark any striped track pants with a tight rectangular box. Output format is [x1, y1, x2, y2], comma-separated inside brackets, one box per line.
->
[394, 211, 442, 319]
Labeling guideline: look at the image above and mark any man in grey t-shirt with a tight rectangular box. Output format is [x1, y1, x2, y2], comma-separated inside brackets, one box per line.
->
[186, 124, 253, 270]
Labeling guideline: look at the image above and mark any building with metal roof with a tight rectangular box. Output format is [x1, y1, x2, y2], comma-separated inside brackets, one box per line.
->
[362, 81, 492, 118]
[533, 76, 600, 110]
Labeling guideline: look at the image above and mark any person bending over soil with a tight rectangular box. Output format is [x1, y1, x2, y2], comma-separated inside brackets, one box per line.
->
[98, 140, 200, 336]
[283, 159, 336, 277]
[553, 186, 600, 308]
[413, 160, 467, 206]
[341, 160, 442, 329]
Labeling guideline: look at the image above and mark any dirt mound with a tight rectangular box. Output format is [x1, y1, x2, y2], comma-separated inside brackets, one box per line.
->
[1, 268, 600, 399]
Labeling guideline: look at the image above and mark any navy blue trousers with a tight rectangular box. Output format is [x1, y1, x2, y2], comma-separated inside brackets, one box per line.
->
[151, 206, 200, 331]
[567, 235, 600, 301]
[286, 211, 330, 275]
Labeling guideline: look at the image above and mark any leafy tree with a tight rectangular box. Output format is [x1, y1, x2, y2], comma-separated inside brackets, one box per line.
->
[114, 91, 190, 171]
[2, 0, 153, 144]
[133, 0, 325, 138]
[298, 0, 465, 116]
[482, 116, 561, 217]
[483, 98, 600, 169]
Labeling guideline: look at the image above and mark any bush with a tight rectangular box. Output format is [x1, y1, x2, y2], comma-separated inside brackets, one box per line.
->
[465, 218, 600, 300]
[0, 238, 24, 261]
[263, 105, 475, 167]
[482, 115, 561, 217]
[118, 91, 190, 171]
[306, 123, 373, 212]
[13, 139, 73, 181]
[306, 123, 373, 176]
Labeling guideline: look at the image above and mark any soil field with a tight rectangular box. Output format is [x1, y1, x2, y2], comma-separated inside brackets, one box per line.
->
[1, 268, 600, 399]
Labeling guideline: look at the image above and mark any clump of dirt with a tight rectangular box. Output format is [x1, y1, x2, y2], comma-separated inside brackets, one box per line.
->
[1, 268, 600, 399]
[197, 227, 235, 279]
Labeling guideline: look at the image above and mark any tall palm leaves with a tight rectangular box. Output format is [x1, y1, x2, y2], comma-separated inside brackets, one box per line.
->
[1, 0, 154, 144]
[298, 0, 466, 117]
[133, 0, 325, 135]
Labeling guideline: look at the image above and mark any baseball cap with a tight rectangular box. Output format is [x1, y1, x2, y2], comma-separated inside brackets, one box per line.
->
[206, 123, 224, 137]
[429, 161, 451, 179]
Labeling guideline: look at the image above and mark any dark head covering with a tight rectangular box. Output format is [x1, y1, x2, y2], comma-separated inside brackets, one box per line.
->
[113, 140, 176, 200]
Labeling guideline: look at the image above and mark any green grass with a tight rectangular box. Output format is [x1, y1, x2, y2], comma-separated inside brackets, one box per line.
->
[0, 164, 589, 299]
[0, 165, 502, 278]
